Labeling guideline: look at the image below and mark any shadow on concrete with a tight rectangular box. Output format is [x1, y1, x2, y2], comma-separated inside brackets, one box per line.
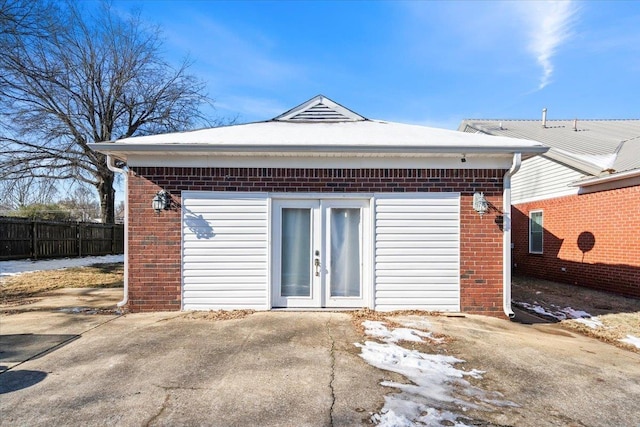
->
[0, 369, 47, 394]
[0, 333, 80, 365]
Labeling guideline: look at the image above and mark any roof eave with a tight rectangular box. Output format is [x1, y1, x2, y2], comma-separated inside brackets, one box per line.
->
[570, 168, 640, 187]
[542, 148, 604, 176]
[90, 142, 548, 162]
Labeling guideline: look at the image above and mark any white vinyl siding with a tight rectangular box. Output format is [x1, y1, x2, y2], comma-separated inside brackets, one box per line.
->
[529, 210, 543, 254]
[182, 192, 269, 310]
[512, 156, 584, 204]
[374, 194, 460, 312]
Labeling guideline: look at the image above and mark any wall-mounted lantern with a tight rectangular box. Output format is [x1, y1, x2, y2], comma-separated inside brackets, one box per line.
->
[152, 190, 171, 213]
[473, 192, 488, 217]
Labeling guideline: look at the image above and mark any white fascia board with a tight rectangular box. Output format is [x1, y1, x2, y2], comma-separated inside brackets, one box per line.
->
[571, 168, 640, 193]
[125, 153, 514, 169]
[570, 167, 640, 187]
[90, 142, 548, 161]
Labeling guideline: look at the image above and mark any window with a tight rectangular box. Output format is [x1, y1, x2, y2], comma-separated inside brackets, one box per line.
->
[529, 210, 543, 254]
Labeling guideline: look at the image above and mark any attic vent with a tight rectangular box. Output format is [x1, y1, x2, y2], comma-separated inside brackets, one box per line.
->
[274, 95, 366, 122]
[287, 103, 353, 122]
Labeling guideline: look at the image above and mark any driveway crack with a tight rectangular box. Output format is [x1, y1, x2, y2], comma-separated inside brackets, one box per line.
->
[326, 315, 336, 427]
[144, 391, 170, 427]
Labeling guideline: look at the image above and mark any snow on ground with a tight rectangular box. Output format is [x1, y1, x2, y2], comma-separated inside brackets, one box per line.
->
[573, 317, 604, 329]
[619, 335, 640, 349]
[363, 320, 444, 344]
[0, 255, 124, 278]
[356, 321, 517, 426]
[513, 301, 600, 323]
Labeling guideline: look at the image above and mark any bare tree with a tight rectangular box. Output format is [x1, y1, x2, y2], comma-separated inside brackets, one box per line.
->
[0, 175, 58, 211]
[0, 1, 212, 223]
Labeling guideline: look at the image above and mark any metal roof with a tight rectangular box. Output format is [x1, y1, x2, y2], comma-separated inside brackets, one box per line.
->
[459, 118, 640, 174]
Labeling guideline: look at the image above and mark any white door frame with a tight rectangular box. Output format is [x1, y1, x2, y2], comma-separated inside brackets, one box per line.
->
[271, 197, 371, 308]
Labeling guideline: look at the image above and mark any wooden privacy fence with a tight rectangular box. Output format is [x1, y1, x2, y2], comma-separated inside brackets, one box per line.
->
[0, 217, 124, 260]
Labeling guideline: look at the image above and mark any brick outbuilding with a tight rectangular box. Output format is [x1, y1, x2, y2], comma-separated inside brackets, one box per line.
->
[92, 96, 546, 317]
[460, 117, 640, 298]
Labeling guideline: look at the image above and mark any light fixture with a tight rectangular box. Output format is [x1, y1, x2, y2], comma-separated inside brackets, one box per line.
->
[473, 192, 488, 217]
[152, 190, 171, 213]
[460, 154, 467, 163]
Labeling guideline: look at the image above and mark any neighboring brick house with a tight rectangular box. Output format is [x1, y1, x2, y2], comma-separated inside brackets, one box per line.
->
[459, 116, 640, 298]
[91, 95, 546, 317]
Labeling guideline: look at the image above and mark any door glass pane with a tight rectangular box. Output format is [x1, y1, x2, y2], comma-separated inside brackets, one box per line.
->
[281, 208, 311, 297]
[330, 208, 361, 297]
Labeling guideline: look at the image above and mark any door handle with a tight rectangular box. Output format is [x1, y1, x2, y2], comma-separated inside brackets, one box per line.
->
[314, 258, 320, 276]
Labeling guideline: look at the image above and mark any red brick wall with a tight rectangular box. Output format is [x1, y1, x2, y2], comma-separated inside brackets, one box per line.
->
[512, 185, 640, 297]
[128, 167, 507, 316]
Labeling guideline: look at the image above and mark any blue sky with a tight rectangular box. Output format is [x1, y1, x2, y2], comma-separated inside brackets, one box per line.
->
[106, 0, 639, 129]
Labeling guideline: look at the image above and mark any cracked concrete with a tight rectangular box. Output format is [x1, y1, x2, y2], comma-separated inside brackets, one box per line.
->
[144, 392, 170, 427]
[0, 311, 385, 426]
[325, 316, 337, 426]
[3, 310, 637, 426]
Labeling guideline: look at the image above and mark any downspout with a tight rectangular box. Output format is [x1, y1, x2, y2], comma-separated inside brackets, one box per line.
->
[107, 155, 128, 308]
[503, 153, 521, 319]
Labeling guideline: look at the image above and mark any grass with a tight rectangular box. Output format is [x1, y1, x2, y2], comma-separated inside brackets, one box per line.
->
[563, 313, 640, 353]
[0, 262, 123, 303]
[512, 274, 640, 353]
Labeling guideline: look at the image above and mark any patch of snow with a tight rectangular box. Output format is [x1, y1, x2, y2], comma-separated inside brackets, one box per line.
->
[356, 321, 518, 426]
[573, 317, 604, 329]
[363, 320, 442, 343]
[619, 335, 640, 349]
[513, 301, 601, 325]
[0, 255, 124, 278]
[560, 307, 591, 319]
[372, 395, 473, 427]
[515, 301, 561, 319]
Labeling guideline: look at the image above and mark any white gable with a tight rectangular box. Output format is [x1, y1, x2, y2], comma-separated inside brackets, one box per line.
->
[274, 95, 365, 122]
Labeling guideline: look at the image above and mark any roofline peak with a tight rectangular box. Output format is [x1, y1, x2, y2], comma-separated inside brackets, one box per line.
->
[273, 95, 367, 122]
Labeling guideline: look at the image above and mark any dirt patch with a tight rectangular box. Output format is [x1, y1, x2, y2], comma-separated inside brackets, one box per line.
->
[512, 274, 640, 315]
[0, 263, 123, 304]
[180, 309, 255, 321]
[512, 274, 640, 353]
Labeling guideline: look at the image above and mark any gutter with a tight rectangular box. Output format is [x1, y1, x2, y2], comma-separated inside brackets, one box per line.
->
[106, 155, 129, 308]
[89, 142, 548, 157]
[502, 153, 521, 319]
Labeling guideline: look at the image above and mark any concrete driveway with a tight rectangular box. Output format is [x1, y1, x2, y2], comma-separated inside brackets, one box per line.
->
[0, 311, 382, 426]
[1, 309, 639, 426]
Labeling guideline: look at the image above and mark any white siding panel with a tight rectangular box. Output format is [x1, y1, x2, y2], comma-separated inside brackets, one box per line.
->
[182, 192, 269, 310]
[512, 156, 584, 204]
[374, 194, 460, 312]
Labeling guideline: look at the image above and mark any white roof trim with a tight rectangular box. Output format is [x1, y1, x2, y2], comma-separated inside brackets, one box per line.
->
[543, 148, 603, 176]
[274, 95, 366, 122]
[91, 142, 547, 163]
[570, 167, 640, 187]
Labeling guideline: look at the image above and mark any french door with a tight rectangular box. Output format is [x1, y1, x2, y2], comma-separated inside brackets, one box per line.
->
[272, 199, 370, 308]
